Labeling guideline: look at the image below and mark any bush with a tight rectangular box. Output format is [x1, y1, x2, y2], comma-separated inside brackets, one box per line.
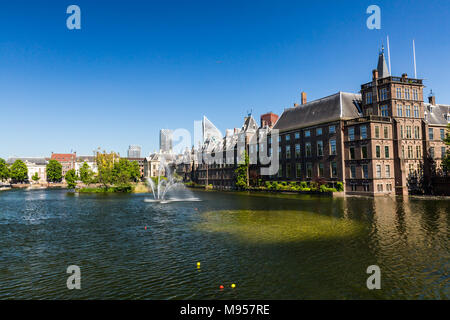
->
[320, 185, 337, 193]
[336, 182, 344, 192]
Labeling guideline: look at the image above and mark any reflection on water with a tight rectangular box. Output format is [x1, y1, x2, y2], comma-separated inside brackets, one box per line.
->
[0, 189, 448, 299]
[197, 209, 365, 243]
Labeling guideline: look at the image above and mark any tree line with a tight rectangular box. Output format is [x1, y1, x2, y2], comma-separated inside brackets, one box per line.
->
[0, 151, 141, 190]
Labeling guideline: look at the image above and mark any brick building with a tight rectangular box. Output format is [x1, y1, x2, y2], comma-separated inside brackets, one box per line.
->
[50, 153, 77, 177]
[183, 49, 449, 195]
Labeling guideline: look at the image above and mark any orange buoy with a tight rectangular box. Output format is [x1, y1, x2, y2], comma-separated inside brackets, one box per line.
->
[219, 285, 224, 290]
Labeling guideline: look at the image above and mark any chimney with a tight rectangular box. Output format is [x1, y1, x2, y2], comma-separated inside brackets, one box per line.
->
[301, 92, 307, 105]
[372, 69, 378, 80]
[402, 73, 408, 80]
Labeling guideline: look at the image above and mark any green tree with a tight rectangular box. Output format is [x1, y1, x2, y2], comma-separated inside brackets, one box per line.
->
[0, 158, 10, 182]
[32, 172, 40, 183]
[46, 160, 63, 182]
[96, 151, 118, 187]
[442, 124, 450, 174]
[113, 158, 140, 186]
[10, 160, 28, 183]
[129, 160, 141, 182]
[234, 151, 249, 190]
[65, 169, 78, 189]
[79, 162, 94, 185]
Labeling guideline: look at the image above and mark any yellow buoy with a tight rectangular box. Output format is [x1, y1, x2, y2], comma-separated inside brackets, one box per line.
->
[231, 283, 236, 288]
[197, 262, 201, 268]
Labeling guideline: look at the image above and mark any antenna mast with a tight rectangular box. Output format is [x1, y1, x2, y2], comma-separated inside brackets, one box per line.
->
[413, 39, 417, 78]
[387, 35, 391, 74]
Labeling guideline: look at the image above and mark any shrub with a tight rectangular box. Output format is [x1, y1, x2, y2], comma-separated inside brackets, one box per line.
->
[336, 182, 344, 192]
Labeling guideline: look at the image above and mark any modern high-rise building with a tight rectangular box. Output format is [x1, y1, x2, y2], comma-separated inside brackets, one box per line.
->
[160, 129, 173, 153]
[127, 145, 142, 158]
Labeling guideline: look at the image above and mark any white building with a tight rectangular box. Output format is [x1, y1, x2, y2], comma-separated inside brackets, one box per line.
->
[75, 156, 98, 173]
[6, 158, 48, 183]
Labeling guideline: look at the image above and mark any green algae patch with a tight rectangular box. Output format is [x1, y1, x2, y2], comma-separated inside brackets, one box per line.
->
[196, 209, 366, 244]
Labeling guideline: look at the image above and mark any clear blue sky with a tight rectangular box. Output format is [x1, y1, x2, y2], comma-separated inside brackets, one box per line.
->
[1, 0, 449, 158]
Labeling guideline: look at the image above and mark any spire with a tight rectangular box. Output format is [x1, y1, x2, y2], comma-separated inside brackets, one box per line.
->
[377, 46, 390, 78]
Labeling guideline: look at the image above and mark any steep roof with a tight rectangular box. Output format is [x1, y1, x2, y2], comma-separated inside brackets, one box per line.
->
[6, 157, 48, 165]
[273, 92, 362, 132]
[425, 103, 450, 126]
[377, 49, 390, 79]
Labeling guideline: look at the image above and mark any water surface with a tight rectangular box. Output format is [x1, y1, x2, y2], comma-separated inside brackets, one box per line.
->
[0, 189, 448, 299]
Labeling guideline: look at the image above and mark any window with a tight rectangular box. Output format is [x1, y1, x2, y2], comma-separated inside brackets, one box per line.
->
[416, 146, 421, 158]
[349, 127, 355, 141]
[363, 184, 370, 191]
[413, 89, 418, 101]
[286, 164, 291, 178]
[277, 166, 282, 178]
[329, 125, 336, 134]
[362, 165, 369, 179]
[400, 125, 404, 138]
[296, 163, 301, 178]
[305, 143, 312, 157]
[366, 92, 373, 104]
[269, 147, 272, 156]
[268, 136, 272, 144]
[405, 88, 410, 100]
[406, 126, 412, 139]
[376, 145, 381, 158]
[397, 104, 403, 117]
[442, 147, 447, 158]
[316, 128, 322, 136]
[306, 163, 312, 178]
[380, 88, 388, 100]
[286, 134, 290, 141]
[429, 128, 434, 140]
[349, 147, 355, 160]
[381, 105, 389, 116]
[360, 125, 367, 139]
[318, 163, 324, 177]
[305, 130, 311, 137]
[414, 126, 420, 139]
[376, 165, 382, 178]
[330, 140, 336, 155]
[331, 162, 337, 177]
[278, 136, 281, 142]
[402, 146, 405, 158]
[286, 145, 291, 159]
[385, 146, 389, 158]
[413, 105, 419, 118]
[377, 184, 384, 192]
[375, 126, 380, 138]
[350, 165, 356, 178]
[295, 132, 300, 139]
[409, 163, 415, 174]
[361, 145, 368, 159]
[384, 127, 389, 139]
[408, 146, 413, 159]
[430, 147, 435, 158]
[295, 144, 301, 158]
[385, 165, 391, 178]
[317, 141, 323, 157]
[396, 88, 402, 99]
[441, 129, 445, 140]
[405, 105, 411, 117]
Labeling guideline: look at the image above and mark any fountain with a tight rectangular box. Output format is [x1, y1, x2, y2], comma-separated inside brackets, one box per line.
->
[145, 156, 200, 203]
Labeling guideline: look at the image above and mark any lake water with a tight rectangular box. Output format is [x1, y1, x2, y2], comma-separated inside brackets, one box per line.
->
[0, 189, 448, 299]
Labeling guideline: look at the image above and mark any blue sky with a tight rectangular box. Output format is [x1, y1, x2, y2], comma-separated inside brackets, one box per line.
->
[1, 0, 449, 158]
